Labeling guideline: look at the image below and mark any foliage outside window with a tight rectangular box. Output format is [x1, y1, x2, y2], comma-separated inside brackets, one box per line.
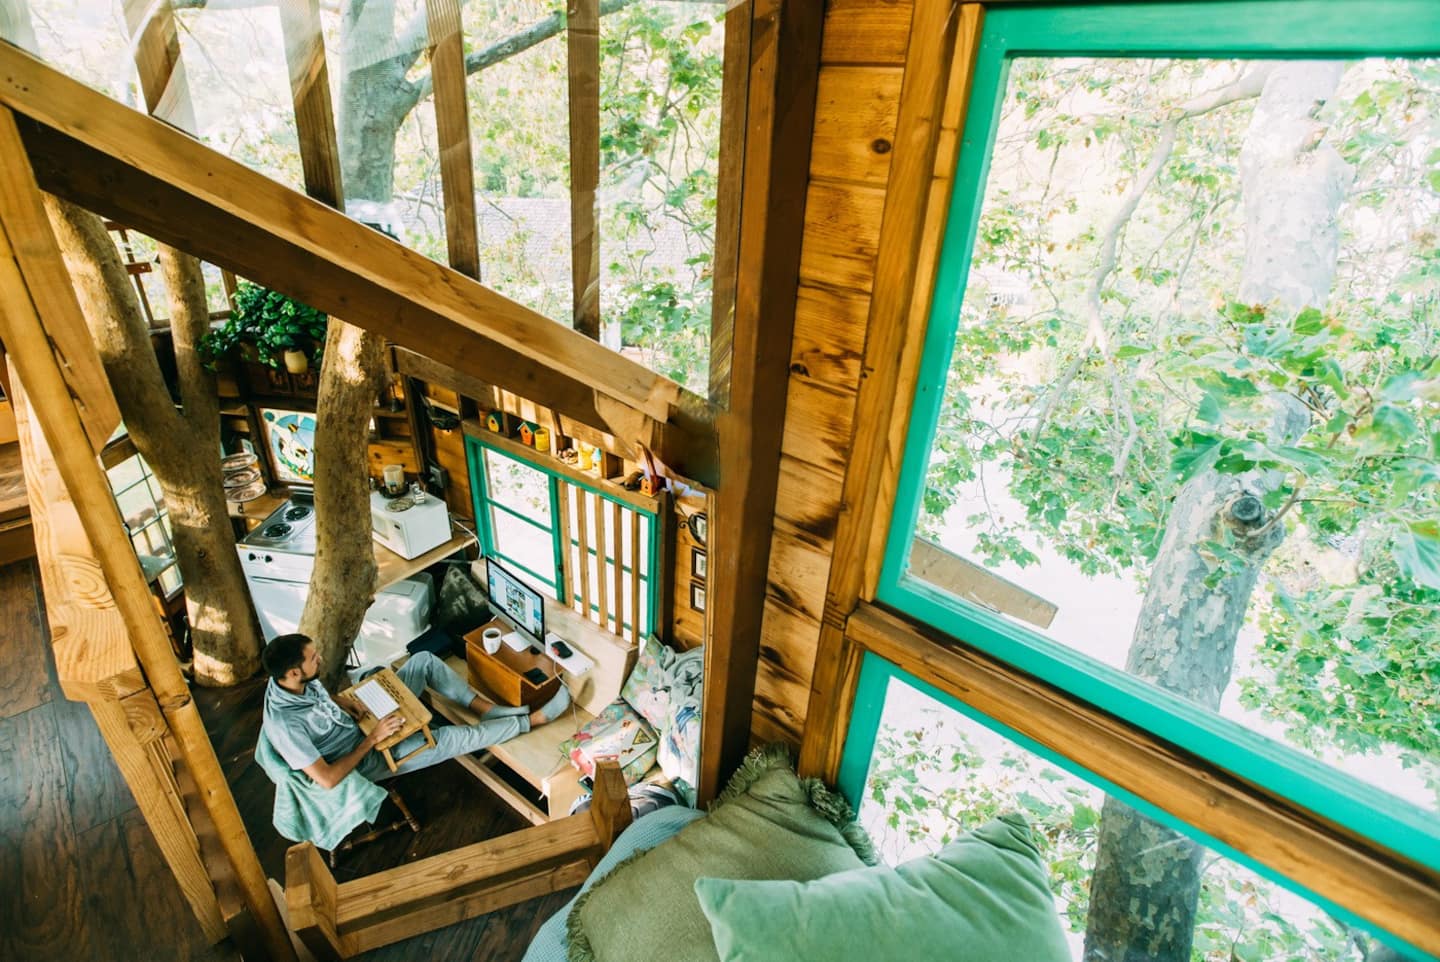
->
[879, 4, 1440, 961]
[847, 659, 1410, 962]
[468, 435, 657, 638]
[107, 446, 181, 598]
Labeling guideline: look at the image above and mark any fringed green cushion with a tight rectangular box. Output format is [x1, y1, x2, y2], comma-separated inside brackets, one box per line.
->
[567, 744, 875, 962]
[694, 814, 1071, 962]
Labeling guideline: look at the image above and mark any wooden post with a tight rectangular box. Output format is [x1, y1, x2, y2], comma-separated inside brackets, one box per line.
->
[0, 109, 298, 962]
[588, 758, 633, 852]
[279, 0, 344, 209]
[425, 0, 481, 280]
[700, 0, 825, 804]
[707, 0, 753, 407]
[286, 843, 343, 962]
[798, 1, 976, 784]
[122, 0, 196, 133]
[567, 0, 601, 339]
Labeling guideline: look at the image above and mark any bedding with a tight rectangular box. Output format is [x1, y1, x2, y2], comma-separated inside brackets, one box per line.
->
[619, 637, 703, 805]
[558, 700, 659, 786]
[694, 813, 1071, 962]
[521, 805, 705, 962]
[565, 744, 875, 962]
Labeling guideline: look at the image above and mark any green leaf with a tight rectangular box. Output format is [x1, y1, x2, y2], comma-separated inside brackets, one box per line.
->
[1196, 394, 1222, 425]
[1115, 344, 1152, 359]
[1395, 521, 1440, 591]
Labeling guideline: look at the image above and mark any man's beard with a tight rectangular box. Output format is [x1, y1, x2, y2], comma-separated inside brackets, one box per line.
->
[302, 665, 320, 684]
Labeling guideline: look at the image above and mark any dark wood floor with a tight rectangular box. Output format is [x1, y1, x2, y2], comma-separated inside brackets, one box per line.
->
[0, 558, 576, 961]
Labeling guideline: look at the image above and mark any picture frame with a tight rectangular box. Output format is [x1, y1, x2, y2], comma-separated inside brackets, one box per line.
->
[689, 580, 707, 613]
[691, 547, 707, 580]
[257, 406, 318, 485]
[688, 511, 708, 546]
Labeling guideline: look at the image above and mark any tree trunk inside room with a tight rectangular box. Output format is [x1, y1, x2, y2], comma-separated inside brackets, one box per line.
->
[1082, 62, 1350, 962]
[299, 320, 387, 689]
[42, 195, 263, 685]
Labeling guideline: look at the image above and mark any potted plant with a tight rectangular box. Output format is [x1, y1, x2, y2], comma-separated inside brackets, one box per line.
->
[200, 282, 328, 372]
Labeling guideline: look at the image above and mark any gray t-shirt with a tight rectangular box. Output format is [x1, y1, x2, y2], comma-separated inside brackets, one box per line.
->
[263, 677, 365, 770]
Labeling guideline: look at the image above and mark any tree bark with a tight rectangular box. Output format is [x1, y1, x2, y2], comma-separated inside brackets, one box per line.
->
[297, 320, 386, 688]
[43, 195, 263, 685]
[1083, 62, 1350, 962]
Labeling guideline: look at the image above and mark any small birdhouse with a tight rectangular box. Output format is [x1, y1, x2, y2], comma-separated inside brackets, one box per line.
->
[640, 474, 667, 497]
[486, 411, 506, 434]
[518, 422, 535, 446]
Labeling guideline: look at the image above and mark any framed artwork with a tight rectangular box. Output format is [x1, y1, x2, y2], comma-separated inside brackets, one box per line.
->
[691, 547, 707, 580]
[688, 511, 708, 546]
[689, 581, 707, 613]
[258, 407, 318, 485]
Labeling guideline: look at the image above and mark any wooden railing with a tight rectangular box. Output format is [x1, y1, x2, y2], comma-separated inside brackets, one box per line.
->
[285, 760, 632, 960]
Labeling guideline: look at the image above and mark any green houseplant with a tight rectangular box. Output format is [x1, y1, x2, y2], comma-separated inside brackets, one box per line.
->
[200, 282, 328, 372]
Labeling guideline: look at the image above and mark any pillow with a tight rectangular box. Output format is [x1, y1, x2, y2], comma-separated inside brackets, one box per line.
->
[658, 692, 701, 807]
[559, 699, 659, 786]
[619, 637, 704, 805]
[566, 744, 875, 962]
[620, 636, 701, 728]
[694, 813, 1070, 962]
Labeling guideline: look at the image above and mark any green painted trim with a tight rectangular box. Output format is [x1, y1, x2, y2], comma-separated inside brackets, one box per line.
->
[488, 499, 554, 536]
[878, 0, 1440, 881]
[488, 552, 557, 594]
[840, 652, 1438, 962]
[468, 433, 659, 518]
[548, 479, 567, 605]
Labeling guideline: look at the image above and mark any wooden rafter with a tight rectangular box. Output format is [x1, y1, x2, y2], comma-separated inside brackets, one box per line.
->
[0, 108, 296, 962]
[567, 0, 601, 339]
[0, 42, 698, 426]
[425, 0, 481, 280]
[122, 0, 195, 133]
[699, 0, 825, 803]
[798, 0, 975, 782]
[279, 0, 344, 209]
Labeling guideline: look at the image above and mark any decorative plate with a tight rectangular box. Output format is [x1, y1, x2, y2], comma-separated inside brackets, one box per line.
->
[225, 479, 267, 503]
[222, 467, 262, 488]
[385, 497, 414, 513]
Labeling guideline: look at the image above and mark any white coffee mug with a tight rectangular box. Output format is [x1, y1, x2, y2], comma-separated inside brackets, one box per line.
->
[482, 627, 502, 655]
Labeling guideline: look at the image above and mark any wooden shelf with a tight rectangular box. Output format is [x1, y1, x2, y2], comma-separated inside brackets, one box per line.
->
[461, 417, 660, 513]
[374, 525, 476, 591]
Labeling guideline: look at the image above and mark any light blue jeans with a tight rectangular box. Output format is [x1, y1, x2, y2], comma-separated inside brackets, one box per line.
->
[356, 651, 529, 782]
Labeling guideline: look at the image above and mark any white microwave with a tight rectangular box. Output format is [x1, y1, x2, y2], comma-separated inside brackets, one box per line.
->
[370, 491, 451, 559]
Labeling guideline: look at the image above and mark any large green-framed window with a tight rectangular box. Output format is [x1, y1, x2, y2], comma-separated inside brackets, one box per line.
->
[466, 434, 658, 638]
[875, 1, 1440, 957]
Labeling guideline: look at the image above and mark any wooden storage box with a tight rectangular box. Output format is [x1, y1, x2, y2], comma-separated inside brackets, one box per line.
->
[464, 620, 562, 709]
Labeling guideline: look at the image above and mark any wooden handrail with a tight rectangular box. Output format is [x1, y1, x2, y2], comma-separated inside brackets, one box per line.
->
[285, 759, 633, 959]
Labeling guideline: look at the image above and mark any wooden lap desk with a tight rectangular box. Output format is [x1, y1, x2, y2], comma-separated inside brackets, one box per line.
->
[337, 667, 436, 773]
[427, 653, 595, 825]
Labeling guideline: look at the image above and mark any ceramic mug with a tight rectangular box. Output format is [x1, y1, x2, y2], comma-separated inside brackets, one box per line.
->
[482, 627, 503, 655]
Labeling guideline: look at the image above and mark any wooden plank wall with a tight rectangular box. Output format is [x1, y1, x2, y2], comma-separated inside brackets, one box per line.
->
[751, 0, 911, 746]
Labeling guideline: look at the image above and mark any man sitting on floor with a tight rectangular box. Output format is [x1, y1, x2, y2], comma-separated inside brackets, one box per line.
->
[261, 632, 569, 788]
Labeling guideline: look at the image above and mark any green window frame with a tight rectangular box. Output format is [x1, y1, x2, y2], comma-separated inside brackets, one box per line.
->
[878, 0, 1440, 906]
[838, 650, 1428, 960]
[466, 433, 659, 636]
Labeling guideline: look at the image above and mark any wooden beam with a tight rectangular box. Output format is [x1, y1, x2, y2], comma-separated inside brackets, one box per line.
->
[706, 0, 753, 407]
[279, 0, 344, 209]
[425, 0, 481, 280]
[588, 754, 633, 850]
[0, 109, 297, 962]
[909, 535, 1057, 629]
[798, 1, 975, 782]
[700, 0, 825, 804]
[566, 0, 601, 339]
[0, 43, 683, 423]
[846, 602, 1440, 959]
[122, 0, 195, 132]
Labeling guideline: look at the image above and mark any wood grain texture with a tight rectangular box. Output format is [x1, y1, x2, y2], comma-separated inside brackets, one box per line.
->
[779, 377, 857, 480]
[797, 1, 974, 781]
[566, 0, 600, 338]
[772, 455, 845, 543]
[809, 66, 904, 185]
[699, 0, 825, 803]
[279, 0, 344, 209]
[764, 521, 835, 625]
[796, 181, 886, 294]
[0, 558, 50, 718]
[426, 0, 481, 280]
[122, 0, 195, 132]
[789, 283, 870, 388]
[0, 703, 92, 961]
[706, 1, 752, 408]
[821, 0, 914, 65]
[51, 693, 134, 833]
[847, 602, 1440, 958]
[0, 48, 687, 426]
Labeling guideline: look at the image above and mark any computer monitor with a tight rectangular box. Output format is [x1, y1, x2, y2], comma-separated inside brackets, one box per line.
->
[486, 556, 545, 644]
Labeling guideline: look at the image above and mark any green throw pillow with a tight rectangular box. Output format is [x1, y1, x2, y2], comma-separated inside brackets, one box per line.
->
[694, 813, 1071, 962]
[566, 744, 875, 962]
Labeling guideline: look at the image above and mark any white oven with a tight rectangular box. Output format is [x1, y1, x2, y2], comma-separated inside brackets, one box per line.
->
[370, 490, 451, 559]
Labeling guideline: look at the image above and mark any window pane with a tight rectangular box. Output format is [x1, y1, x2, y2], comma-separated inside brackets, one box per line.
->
[600, 1, 726, 392]
[860, 673, 1409, 961]
[484, 448, 553, 522]
[12, 0, 132, 99]
[489, 507, 555, 593]
[912, 56, 1440, 813]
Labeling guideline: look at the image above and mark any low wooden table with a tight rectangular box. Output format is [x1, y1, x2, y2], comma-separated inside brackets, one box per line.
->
[338, 667, 436, 773]
[427, 653, 595, 824]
